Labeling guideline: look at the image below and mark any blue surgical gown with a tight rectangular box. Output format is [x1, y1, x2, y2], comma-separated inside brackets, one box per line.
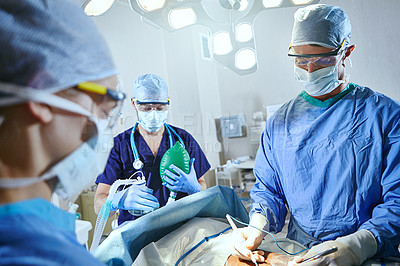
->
[251, 83, 400, 258]
[0, 198, 104, 265]
[96, 124, 211, 225]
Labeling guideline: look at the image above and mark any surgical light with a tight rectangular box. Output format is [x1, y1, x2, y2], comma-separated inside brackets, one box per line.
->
[291, 0, 313, 5]
[82, 0, 115, 16]
[76, 0, 320, 75]
[263, 0, 283, 8]
[213, 32, 233, 55]
[236, 23, 253, 42]
[235, 49, 256, 70]
[169, 8, 197, 30]
[137, 0, 165, 12]
[238, 0, 249, 12]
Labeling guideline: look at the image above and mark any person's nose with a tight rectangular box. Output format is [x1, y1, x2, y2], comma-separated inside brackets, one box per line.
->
[306, 61, 318, 73]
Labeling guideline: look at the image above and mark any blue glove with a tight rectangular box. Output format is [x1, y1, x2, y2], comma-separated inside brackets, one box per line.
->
[162, 158, 201, 194]
[110, 184, 159, 212]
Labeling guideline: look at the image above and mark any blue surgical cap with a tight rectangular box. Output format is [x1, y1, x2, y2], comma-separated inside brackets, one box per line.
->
[291, 4, 351, 48]
[0, 0, 117, 104]
[133, 74, 169, 104]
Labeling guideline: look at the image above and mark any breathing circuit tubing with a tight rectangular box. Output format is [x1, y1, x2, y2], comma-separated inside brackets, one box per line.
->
[89, 173, 145, 253]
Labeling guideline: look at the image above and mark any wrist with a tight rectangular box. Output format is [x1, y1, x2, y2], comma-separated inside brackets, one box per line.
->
[249, 213, 269, 237]
[189, 181, 201, 194]
[336, 229, 377, 265]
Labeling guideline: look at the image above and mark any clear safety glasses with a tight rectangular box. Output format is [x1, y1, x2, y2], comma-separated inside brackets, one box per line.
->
[136, 103, 169, 112]
[291, 54, 342, 69]
[288, 40, 346, 69]
[77, 82, 126, 129]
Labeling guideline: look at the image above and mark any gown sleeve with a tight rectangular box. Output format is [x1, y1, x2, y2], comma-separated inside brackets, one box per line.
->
[250, 127, 288, 234]
[359, 104, 400, 257]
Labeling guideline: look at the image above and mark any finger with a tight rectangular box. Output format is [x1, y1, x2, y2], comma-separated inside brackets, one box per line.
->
[161, 174, 177, 186]
[136, 196, 159, 209]
[189, 158, 195, 171]
[168, 164, 185, 176]
[163, 183, 180, 192]
[163, 169, 179, 181]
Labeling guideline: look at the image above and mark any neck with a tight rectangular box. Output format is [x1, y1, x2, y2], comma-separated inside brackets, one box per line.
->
[0, 121, 53, 203]
[310, 82, 348, 101]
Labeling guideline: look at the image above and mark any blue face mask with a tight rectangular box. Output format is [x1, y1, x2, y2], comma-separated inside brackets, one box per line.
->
[294, 59, 344, 97]
[138, 110, 168, 132]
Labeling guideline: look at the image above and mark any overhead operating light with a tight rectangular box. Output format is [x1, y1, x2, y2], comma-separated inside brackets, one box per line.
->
[169, 8, 197, 29]
[138, 0, 165, 12]
[236, 48, 256, 70]
[79, 0, 116, 16]
[213, 32, 233, 55]
[236, 23, 253, 42]
[291, 0, 313, 5]
[263, 0, 283, 8]
[125, 0, 321, 75]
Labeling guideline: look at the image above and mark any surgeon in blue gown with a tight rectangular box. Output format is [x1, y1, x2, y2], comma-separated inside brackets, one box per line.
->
[233, 4, 400, 266]
[0, 0, 125, 264]
[95, 74, 210, 226]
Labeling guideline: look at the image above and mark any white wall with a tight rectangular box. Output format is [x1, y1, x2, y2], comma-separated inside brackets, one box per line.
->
[92, 0, 400, 167]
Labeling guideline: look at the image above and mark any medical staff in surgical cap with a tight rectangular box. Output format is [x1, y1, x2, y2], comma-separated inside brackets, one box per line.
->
[232, 4, 400, 265]
[94, 73, 211, 226]
[0, 0, 125, 264]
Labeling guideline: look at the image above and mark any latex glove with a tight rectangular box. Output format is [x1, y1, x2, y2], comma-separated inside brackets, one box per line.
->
[233, 213, 269, 262]
[293, 229, 377, 266]
[110, 184, 159, 212]
[162, 158, 201, 194]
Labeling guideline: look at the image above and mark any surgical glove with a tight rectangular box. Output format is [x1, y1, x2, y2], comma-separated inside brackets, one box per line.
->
[233, 213, 269, 262]
[294, 229, 377, 266]
[110, 184, 159, 212]
[162, 158, 201, 194]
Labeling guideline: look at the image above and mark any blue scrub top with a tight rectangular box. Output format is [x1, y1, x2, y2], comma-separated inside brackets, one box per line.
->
[96, 124, 211, 225]
[0, 198, 104, 265]
[251, 83, 400, 258]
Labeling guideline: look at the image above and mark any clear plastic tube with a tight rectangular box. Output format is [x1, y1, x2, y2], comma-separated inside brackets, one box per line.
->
[90, 178, 145, 253]
[166, 191, 177, 205]
[90, 198, 111, 253]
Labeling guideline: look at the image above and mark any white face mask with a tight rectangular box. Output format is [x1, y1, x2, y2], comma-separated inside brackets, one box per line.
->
[138, 110, 168, 132]
[294, 57, 344, 97]
[0, 85, 114, 201]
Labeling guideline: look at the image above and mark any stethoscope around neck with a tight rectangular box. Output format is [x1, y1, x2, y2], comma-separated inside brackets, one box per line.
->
[130, 122, 185, 170]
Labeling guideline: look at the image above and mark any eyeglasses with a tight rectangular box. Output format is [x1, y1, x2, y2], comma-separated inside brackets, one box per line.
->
[292, 54, 341, 69]
[288, 39, 346, 58]
[77, 82, 126, 129]
[136, 103, 169, 112]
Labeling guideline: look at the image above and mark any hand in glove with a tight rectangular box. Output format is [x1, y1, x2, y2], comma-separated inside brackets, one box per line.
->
[232, 213, 269, 262]
[162, 158, 201, 194]
[293, 229, 377, 266]
[110, 184, 159, 212]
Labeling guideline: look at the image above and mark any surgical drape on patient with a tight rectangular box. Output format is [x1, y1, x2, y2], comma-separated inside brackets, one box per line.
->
[93, 185, 249, 265]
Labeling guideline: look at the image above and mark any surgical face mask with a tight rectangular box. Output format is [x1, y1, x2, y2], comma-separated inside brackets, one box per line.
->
[294, 55, 344, 97]
[138, 110, 168, 133]
[0, 86, 114, 201]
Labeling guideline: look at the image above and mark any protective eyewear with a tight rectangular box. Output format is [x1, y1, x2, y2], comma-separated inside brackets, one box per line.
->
[292, 54, 341, 69]
[288, 40, 346, 58]
[136, 103, 169, 112]
[77, 82, 126, 129]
